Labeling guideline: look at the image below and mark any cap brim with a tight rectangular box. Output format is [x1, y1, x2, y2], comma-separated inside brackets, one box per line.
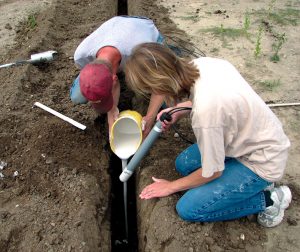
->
[91, 94, 114, 114]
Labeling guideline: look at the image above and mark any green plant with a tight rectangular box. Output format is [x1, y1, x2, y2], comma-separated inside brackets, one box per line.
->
[259, 79, 281, 91]
[254, 26, 263, 58]
[27, 14, 37, 29]
[270, 33, 287, 62]
[243, 12, 251, 32]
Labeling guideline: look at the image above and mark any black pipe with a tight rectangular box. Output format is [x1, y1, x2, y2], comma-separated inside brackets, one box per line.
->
[110, 153, 138, 252]
[118, 0, 128, 15]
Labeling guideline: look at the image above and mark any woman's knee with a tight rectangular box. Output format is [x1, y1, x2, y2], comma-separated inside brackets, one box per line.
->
[175, 154, 186, 175]
[176, 200, 192, 221]
[176, 198, 206, 222]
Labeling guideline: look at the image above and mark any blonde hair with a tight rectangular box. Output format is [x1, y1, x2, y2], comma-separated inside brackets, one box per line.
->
[125, 43, 200, 104]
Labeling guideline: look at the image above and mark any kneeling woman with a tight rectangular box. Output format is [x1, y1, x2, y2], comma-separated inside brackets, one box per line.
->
[125, 43, 291, 228]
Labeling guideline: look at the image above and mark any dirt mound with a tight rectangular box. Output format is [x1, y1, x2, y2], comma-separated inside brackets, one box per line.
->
[0, 0, 116, 251]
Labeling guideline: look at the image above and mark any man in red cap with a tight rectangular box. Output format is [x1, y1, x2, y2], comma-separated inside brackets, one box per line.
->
[70, 16, 165, 137]
[79, 61, 114, 114]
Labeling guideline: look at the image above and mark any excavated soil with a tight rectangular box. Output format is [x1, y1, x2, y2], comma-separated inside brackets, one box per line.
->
[0, 0, 299, 252]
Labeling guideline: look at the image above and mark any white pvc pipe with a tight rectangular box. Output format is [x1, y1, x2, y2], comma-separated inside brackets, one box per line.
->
[267, 102, 300, 108]
[29, 50, 57, 63]
[34, 102, 86, 130]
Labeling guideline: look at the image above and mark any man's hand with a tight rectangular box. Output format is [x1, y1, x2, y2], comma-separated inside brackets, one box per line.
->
[107, 107, 119, 139]
[139, 177, 175, 199]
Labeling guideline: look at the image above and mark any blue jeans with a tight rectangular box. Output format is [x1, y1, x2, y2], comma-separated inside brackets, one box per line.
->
[175, 144, 271, 222]
[70, 75, 88, 104]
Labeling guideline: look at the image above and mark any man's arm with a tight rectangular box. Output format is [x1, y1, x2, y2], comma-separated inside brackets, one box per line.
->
[107, 76, 120, 135]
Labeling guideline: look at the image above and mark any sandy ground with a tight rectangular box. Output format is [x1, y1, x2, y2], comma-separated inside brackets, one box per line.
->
[0, 0, 299, 252]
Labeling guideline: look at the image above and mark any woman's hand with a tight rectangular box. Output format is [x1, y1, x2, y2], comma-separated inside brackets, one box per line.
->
[139, 177, 175, 199]
[141, 115, 155, 139]
[157, 108, 179, 131]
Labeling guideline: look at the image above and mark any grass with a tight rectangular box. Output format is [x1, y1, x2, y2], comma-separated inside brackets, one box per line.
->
[259, 79, 281, 91]
[285, 1, 295, 7]
[178, 12, 200, 22]
[27, 14, 37, 29]
[201, 11, 251, 45]
[202, 23, 249, 41]
[210, 48, 219, 53]
[199, 0, 294, 61]
[253, 7, 300, 26]
[269, 8, 300, 26]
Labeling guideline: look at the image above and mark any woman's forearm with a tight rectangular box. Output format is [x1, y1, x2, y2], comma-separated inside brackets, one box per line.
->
[170, 100, 193, 120]
[176, 100, 193, 108]
[170, 169, 222, 193]
[146, 93, 165, 119]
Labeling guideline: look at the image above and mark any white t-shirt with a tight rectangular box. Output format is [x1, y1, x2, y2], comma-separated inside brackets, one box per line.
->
[74, 16, 161, 70]
[190, 57, 290, 182]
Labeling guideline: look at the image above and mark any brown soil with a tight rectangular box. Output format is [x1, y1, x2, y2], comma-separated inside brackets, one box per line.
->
[0, 0, 299, 252]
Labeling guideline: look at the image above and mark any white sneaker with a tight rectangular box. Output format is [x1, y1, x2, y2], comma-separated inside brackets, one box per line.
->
[257, 185, 292, 228]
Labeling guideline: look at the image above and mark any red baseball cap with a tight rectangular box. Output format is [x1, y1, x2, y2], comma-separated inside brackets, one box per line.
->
[79, 63, 114, 113]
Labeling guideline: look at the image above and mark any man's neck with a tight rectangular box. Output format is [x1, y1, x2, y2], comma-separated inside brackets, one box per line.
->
[96, 46, 121, 74]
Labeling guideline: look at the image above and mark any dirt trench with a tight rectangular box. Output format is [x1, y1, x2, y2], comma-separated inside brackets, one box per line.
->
[0, 0, 300, 252]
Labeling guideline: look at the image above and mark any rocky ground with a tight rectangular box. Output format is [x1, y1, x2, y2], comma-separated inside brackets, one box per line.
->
[0, 0, 299, 252]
